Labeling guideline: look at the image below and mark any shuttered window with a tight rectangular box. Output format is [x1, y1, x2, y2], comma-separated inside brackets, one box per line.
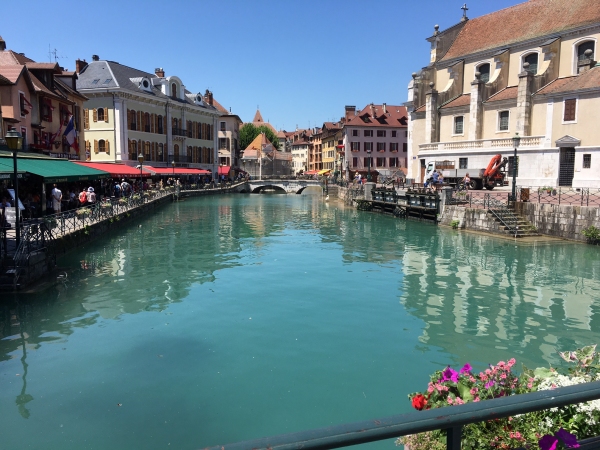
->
[563, 99, 577, 122]
[84, 109, 90, 129]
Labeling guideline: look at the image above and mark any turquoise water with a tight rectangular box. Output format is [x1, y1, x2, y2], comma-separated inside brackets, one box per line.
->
[1, 194, 600, 450]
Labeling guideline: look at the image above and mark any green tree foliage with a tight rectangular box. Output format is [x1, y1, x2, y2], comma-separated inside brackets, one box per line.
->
[239, 124, 280, 151]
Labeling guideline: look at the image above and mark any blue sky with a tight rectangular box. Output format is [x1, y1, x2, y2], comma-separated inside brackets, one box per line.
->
[4, 0, 521, 131]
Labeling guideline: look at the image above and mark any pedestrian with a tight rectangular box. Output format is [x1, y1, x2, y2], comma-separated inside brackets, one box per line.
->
[462, 173, 471, 191]
[51, 184, 63, 214]
[114, 182, 121, 198]
[87, 187, 96, 204]
[79, 187, 88, 206]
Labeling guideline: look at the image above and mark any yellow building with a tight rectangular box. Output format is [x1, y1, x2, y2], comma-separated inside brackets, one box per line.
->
[407, 0, 600, 188]
[76, 57, 221, 175]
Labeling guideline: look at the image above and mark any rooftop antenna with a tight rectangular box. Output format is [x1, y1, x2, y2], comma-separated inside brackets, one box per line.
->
[48, 44, 67, 63]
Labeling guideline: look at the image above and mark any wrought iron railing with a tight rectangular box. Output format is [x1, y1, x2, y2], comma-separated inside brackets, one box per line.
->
[204, 380, 600, 450]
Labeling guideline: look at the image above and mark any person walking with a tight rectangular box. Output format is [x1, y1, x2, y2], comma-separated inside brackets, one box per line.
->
[462, 173, 471, 191]
[51, 184, 63, 214]
[79, 187, 88, 206]
[87, 187, 96, 204]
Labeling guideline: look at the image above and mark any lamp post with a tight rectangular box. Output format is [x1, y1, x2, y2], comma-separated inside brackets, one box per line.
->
[5, 128, 23, 248]
[367, 147, 372, 182]
[511, 133, 520, 202]
[138, 153, 144, 201]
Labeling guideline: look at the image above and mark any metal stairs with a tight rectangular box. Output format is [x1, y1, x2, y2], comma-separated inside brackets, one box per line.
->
[487, 198, 540, 238]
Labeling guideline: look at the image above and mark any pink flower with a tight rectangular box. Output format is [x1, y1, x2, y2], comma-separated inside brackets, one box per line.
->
[508, 358, 516, 366]
[447, 397, 453, 405]
[470, 388, 478, 395]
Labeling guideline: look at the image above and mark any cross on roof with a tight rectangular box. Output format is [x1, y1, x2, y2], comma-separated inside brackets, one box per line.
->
[461, 3, 469, 19]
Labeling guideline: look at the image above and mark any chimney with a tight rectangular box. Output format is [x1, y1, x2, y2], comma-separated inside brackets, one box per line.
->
[370, 103, 375, 118]
[344, 105, 356, 121]
[92, 55, 99, 61]
[155, 67, 165, 78]
[75, 59, 88, 73]
[383, 103, 387, 114]
[207, 90, 213, 106]
[0, 36, 6, 51]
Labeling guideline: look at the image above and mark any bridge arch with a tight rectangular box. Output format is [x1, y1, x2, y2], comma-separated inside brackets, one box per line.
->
[251, 185, 287, 194]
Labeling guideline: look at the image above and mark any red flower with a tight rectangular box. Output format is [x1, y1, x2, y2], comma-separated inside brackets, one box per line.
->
[412, 394, 427, 410]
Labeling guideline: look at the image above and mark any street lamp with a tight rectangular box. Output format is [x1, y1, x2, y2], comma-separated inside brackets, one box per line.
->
[511, 133, 521, 202]
[138, 153, 144, 201]
[5, 128, 23, 248]
[366, 147, 372, 182]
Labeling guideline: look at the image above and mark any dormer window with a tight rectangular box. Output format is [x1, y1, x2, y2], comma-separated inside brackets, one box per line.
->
[577, 41, 595, 61]
[477, 63, 490, 83]
[142, 79, 149, 89]
[171, 83, 177, 98]
[523, 53, 538, 75]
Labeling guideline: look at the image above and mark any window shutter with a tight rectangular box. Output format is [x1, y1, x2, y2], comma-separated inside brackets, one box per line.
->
[94, 140, 99, 153]
[564, 99, 576, 121]
[127, 110, 131, 130]
[93, 109, 98, 122]
[84, 109, 90, 129]
[138, 139, 142, 155]
[106, 140, 110, 154]
[137, 111, 141, 129]
[150, 114, 155, 133]
[105, 108, 109, 123]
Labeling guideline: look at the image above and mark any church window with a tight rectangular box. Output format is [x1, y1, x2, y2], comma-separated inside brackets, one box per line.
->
[453, 116, 464, 135]
[477, 63, 490, 83]
[524, 53, 538, 75]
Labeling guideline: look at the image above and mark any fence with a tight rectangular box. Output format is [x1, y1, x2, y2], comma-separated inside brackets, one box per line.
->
[204, 380, 600, 450]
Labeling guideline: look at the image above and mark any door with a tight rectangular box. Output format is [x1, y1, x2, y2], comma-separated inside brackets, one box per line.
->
[558, 147, 575, 187]
[420, 159, 426, 183]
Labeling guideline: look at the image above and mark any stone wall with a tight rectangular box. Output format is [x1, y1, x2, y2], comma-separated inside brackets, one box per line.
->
[515, 202, 600, 242]
[438, 205, 507, 235]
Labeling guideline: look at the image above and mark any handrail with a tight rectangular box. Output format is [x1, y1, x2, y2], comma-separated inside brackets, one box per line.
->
[202, 380, 600, 450]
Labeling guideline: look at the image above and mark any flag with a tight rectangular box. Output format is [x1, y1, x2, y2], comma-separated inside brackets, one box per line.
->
[63, 115, 79, 152]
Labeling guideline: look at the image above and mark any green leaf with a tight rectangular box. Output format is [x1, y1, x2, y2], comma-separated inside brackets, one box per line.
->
[533, 367, 554, 379]
[457, 381, 474, 401]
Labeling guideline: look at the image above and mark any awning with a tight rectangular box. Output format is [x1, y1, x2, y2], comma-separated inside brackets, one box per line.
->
[318, 169, 332, 175]
[304, 170, 319, 175]
[73, 161, 144, 178]
[0, 156, 109, 183]
[218, 165, 231, 175]
[336, 144, 345, 149]
[142, 165, 211, 176]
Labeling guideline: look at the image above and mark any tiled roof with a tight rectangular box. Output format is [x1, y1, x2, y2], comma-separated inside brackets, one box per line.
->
[0, 50, 34, 65]
[486, 86, 518, 102]
[211, 98, 228, 114]
[0, 65, 25, 83]
[414, 104, 426, 113]
[344, 104, 408, 128]
[0, 73, 11, 85]
[441, 0, 600, 62]
[441, 94, 471, 109]
[253, 110, 264, 123]
[535, 68, 600, 95]
[25, 62, 60, 71]
[243, 132, 273, 151]
[29, 72, 62, 98]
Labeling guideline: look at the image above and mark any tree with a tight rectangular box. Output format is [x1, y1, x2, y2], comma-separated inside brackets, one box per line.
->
[239, 124, 280, 151]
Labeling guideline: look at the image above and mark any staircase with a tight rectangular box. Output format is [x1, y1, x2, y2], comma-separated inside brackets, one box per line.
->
[487, 198, 539, 238]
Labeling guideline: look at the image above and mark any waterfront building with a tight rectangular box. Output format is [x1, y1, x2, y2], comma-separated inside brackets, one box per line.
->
[76, 57, 221, 176]
[0, 37, 86, 160]
[240, 132, 291, 178]
[406, 0, 600, 188]
[342, 104, 408, 181]
[291, 138, 310, 175]
[320, 122, 343, 173]
[309, 126, 322, 172]
[211, 93, 242, 175]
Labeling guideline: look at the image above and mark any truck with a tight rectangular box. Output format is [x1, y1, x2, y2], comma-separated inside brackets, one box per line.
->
[425, 154, 508, 190]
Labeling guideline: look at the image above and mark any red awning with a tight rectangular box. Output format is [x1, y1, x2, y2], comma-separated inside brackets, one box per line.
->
[143, 165, 211, 176]
[304, 170, 319, 175]
[336, 144, 345, 149]
[218, 165, 231, 175]
[73, 161, 144, 178]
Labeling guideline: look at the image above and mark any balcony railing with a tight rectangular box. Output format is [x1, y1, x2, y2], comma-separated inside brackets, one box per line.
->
[172, 128, 187, 137]
[420, 136, 544, 152]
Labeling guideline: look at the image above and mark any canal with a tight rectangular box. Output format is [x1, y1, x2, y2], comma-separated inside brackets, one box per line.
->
[1, 193, 600, 450]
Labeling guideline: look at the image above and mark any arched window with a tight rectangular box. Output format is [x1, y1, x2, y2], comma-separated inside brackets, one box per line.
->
[99, 139, 106, 152]
[97, 108, 105, 121]
[578, 41, 595, 61]
[524, 53, 538, 75]
[477, 63, 491, 83]
[130, 110, 137, 130]
[171, 83, 177, 98]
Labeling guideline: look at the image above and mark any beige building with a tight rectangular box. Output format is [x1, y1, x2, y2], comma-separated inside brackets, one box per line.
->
[406, 0, 600, 188]
[76, 57, 221, 175]
[320, 122, 343, 172]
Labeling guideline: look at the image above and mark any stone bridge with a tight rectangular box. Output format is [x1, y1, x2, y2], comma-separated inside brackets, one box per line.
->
[233, 179, 323, 194]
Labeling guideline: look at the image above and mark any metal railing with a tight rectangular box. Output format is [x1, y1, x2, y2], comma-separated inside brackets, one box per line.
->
[519, 186, 600, 206]
[204, 380, 600, 450]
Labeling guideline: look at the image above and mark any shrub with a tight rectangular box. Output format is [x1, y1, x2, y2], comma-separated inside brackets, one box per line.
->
[582, 225, 600, 244]
[450, 220, 460, 229]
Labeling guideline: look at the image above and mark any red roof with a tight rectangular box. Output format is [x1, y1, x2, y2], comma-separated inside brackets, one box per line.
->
[143, 165, 211, 175]
[73, 162, 144, 178]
